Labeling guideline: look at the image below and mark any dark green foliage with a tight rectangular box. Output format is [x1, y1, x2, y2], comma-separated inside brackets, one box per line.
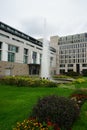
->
[65, 71, 81, 78]
[31, 95, 80, 130]
[82, 69, 87, 76]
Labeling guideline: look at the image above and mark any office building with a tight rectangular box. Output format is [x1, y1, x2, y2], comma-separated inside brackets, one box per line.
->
[0, 22, 56, 76]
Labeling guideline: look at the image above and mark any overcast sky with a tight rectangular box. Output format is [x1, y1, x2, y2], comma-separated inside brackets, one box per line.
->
[0, 0, 87, 39]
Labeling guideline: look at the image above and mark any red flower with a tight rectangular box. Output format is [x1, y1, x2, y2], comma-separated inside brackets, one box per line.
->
[47, 121, 53, 126]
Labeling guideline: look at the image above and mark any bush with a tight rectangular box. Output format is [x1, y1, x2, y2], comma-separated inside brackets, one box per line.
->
[82, 69, 87, 76]
[0, 76, 57, 88]
[72, 78, 86, 84]
[31, 95, 79, 130]
[41, 79, 57, 87]
[65, 71, 81, 78]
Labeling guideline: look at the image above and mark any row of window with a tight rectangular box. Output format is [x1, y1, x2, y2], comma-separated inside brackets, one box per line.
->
[59, 48, 86, 54]
[60, 64, 87, 68]
[60, 59, 86, 64]
[59, 34, 85, 41]
[0, 44, 43, 64]
[59, 53, 86, 59]
[59, 43, 87, 49]
[58, 39, 85, 45]
[60, 64, 73, 67]
[0, 48, 54, 66]
[0, 42, 44, 64]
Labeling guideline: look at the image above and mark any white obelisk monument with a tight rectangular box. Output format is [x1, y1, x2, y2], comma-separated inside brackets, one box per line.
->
[41, 19, 50, 79]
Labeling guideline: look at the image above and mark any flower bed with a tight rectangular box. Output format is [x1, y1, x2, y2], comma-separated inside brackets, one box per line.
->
[70, 89, 87, 108]
[13, 118, 61, 130]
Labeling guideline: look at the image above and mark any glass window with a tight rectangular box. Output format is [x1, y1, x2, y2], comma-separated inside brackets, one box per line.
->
[24, 48, 28, 55]
[60, 64, 65, 67]
[23, 48, 28, 64]
[32, 51, 37, 64]
[68, 64, 73, 67]
[8, 44, 19, 53]
[82, 64, 87, 67]
[24, 55, 28, 64]
[8, 52, 15, 62]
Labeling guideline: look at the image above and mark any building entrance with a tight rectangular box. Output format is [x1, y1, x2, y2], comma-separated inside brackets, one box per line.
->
[29, 64, 40, 75]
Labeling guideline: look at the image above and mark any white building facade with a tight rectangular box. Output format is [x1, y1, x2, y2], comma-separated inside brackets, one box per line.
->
[0, 22, 56, 76]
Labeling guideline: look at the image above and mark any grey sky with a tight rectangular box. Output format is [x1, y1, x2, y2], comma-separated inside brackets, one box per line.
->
[0, 0, 87, 38]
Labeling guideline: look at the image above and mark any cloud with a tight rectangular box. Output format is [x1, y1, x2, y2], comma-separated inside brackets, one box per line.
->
[21, 17, 62, 39]
[0, 0, 87, 39]
[21, 17, 43, 38]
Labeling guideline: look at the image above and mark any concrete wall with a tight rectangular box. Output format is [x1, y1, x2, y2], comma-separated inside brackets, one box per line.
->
[0, 61, 29, 76]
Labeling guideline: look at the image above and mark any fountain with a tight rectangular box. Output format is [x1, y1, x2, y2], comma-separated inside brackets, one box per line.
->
[41, 19, 50, 79]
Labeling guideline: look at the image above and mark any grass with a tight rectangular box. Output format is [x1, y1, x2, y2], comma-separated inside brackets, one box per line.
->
[0, 84, 87, 130]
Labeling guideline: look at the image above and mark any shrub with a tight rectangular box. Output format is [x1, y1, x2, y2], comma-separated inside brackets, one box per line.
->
[82, 69, 87, 76]
[41, 79, 57, 87]
[0, 76, 57, 88]
[65, 71, 81, 78]
[72, 78, 86, 84]
[31, 95, 79, 130]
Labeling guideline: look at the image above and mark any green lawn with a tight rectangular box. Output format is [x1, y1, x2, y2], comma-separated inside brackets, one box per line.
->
[0, 85, 87, 130]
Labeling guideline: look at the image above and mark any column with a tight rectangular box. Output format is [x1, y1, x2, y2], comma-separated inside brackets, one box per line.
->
[2, 42, 8, 61]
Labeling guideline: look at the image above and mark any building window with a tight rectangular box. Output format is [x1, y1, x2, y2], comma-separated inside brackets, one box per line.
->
[8, 44, 19, 62]
[8, 52, 15, 62]
[68, 64, 73, 67]
[60, 69, 65, 74]
[60, 64, 65, 67]
[82, 64, 87, 67]
[32, 51, 37, 64]
[24, 55, 28, 64]
[8, 44, 19, 53]
[24, 48, 28, 64]
[24, 48, 28, 55]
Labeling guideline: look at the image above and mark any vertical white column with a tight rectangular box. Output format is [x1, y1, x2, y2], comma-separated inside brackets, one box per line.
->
[79, 64, 82, 74]
[65, 64, 68, 72]
[41, 19, 50, 78]
[73, 64, 76, 72]
[2, 42, 8, 61]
